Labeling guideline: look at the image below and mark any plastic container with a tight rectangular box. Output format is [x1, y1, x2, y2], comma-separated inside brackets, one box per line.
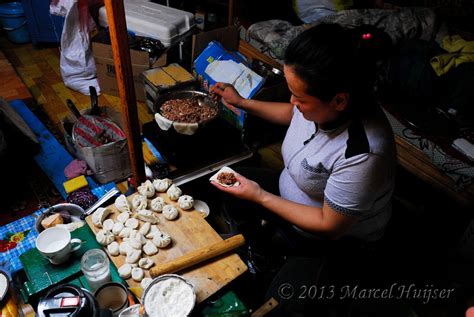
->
[81, 249, 111, 292]
[0, 2, 30, 44]
[98, 0, 195, 47]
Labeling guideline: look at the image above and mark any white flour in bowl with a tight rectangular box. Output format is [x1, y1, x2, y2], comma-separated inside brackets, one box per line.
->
[144, 277, 194, 317]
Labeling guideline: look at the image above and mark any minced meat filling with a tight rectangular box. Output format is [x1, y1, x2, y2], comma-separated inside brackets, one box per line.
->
[160, 98, 218, 123]
[217, 172, 237, 185]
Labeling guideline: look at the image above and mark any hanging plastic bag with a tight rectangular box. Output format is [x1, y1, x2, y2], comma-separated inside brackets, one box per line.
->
[59, 0, 100, 95]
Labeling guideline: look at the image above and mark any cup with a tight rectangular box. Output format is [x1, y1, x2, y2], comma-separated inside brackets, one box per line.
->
[35, 226, 82, 265]
[95, 282, 129, 316]
[81, 249, 111, 292]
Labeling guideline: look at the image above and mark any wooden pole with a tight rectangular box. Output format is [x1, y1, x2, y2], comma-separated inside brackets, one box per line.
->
[104, 0, 145, 185]
[228, 0, 234, 26]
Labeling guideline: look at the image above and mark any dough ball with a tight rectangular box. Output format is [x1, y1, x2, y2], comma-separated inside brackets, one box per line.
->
[138, 180, 156, 198]
[102, 219, 115, 232]
[178, 195, 194, 210]
[143, 241, 158, 256]
[139, 222, 151, 235]
[163, 205, 179, 221]
[131, 267, 145, 282]
[112, 222, 124, 235]
[119, 241, 132, 255]
[125, 218, 139, 229]
[119, 227, 132, 239]
[150, 197, 166, 212]
[166, 184, 182, 201]
[141, 277, 153, 289]
[153, 178, 173, 192]
[116, 212, 130, 223]
[118, 264, 132, 279]
[126, 249, 142, 264]
[107, 241, 119, 256]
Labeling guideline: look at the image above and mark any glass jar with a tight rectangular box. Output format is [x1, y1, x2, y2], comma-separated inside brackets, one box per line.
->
[80, 249, 111, 292]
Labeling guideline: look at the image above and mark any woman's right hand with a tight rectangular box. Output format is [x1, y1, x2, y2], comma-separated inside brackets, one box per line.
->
[210, 83, 245, 109]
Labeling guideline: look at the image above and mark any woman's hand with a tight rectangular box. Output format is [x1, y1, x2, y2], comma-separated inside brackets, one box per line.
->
[210, 83, 245, 109]
[211, 172, 265, 204]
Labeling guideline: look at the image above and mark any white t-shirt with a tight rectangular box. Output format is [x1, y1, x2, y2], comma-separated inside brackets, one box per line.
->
[279, 106, 396, 241]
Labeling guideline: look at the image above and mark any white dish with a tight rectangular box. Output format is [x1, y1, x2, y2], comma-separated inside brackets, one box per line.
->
[193, 200, 210, 218]
[209, 166, 240, 187]
[0, 271, 8, 301]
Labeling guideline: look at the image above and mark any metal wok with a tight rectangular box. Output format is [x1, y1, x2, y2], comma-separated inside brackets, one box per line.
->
[153, 90, 219, 135]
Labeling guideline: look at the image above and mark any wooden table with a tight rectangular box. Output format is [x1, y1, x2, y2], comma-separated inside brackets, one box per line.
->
[86, 192, 247, 303]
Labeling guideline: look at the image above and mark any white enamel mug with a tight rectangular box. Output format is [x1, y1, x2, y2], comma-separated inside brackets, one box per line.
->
[35, 226, 82, 265]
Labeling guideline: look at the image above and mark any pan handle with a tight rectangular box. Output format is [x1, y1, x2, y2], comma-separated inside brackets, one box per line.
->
[89, 86, 100, 116]
[66, 99, 82, 119]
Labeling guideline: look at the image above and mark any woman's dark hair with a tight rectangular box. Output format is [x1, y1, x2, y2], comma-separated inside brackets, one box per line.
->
[284, 23, 391, 106]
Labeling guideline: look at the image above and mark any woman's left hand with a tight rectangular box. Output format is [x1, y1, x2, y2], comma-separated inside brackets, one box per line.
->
[210, 172, 264, 203]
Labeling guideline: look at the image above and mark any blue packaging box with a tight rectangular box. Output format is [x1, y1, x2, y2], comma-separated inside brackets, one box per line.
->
[193, 41, 264, 130]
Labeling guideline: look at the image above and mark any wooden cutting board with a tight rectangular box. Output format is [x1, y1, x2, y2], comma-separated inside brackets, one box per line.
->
[85, 192, 247, 303]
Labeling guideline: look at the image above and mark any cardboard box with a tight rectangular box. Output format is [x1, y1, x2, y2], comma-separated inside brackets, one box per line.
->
[92, 41, 167, 102]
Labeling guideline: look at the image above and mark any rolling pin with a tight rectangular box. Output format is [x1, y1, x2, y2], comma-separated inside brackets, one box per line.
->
[150, 234, 245, 277]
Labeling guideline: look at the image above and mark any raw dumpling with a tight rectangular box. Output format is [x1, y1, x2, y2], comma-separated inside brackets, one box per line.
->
[102, 219, 114, 232]
[138, 258, 154, 270]
[125, 218, 139, 229]
[136, 210, 159, 224]
[129, 238, 142, 250]
[138, 180, 155, 198]
[153, 178, 173, 192]
[150, 197, 166, 212]
[115, 195, 131, 213]
[92, 207, 112, 228]
[116, 212, 130, 223]
[126, 249, 142, 264]
[166, 184, 182, 201]
[152, 231, 171, 248]
[178, 195, 194, 210]
[112, 222, 124, 235]
[119, 241, 132, 255]
[145, 225, 160, 239]
[131, 267, 144, 282]
[139, 222, 151, 235]
[143, 241, 158, 256]
[107, 241, 119, 256]
[96, 230, 114, 246]
[162, 205, 179, 221]
[132, 194, 148, 211]
[119, 227, 132, 239]
[141, 277, 153, 289]
[118, 264, 132, 279]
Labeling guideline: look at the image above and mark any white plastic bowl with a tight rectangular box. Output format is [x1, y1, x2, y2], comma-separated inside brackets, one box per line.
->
[193, 200, 210, 218]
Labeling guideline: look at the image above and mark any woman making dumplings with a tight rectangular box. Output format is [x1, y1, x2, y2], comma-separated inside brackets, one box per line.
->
[210, 24, 396, 267]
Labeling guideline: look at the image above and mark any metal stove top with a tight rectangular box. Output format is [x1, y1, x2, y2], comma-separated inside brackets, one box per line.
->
[142, 118, 253, 185]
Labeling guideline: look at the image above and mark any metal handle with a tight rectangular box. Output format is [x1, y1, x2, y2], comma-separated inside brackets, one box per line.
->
[66, 99, 81, 119]
[89, 86, 100, 116]
[80, 188, 120, 220]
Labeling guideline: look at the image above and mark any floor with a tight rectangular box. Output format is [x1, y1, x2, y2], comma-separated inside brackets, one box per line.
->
[1, 35, 474, 316]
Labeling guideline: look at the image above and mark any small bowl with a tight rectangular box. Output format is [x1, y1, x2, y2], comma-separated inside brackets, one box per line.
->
[35, 203, 85, 233]
[193, 200, 210, 218]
